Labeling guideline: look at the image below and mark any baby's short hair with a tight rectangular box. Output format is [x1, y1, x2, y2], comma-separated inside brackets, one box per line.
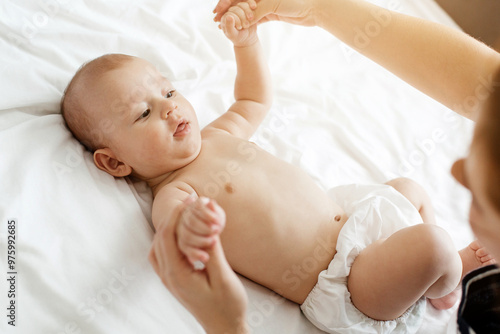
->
[61, 53, 135, 152]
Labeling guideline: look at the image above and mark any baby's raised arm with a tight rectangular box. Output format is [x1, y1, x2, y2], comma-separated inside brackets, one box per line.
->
[205, 1, 272, 139]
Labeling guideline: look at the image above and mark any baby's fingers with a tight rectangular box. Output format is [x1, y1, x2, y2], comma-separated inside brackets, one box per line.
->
[221, 14, 242, 42]
[206, 200, 226, 230]
[228, 3, 252, 29]
[182, 209, 220, 235]
[177, 227, 215, 266]
[222, 12, 241, 34]
[232, 1, 255, 26]
[178, 229, 217, 249]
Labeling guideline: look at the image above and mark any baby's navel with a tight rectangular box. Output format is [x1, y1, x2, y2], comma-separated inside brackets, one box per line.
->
[225, 183, 234, 194]
[334, 215, 341, 222]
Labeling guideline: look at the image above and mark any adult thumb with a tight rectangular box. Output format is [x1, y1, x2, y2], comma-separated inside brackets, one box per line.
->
[204, 236, 236, 286]
[249, 0, 280, 25]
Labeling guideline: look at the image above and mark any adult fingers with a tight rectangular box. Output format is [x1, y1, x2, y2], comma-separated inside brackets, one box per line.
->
[182, 209, 220, 235]
[178, 228, 217, 249]
[148, 242, 160, 276]
[235, 1, 255, 23]
[214, 0, 240, 22]
[204, 236, 237, 287]
[206, 199, 226, 231]
[153, 220, 191, 286]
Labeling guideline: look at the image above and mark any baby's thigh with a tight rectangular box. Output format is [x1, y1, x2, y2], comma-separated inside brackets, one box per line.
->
[347, 224, 452, 320]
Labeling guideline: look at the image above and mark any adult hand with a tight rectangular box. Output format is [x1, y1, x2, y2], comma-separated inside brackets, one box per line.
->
[149, 215, 249, 334]
[176, 195, 226, 268]
[213, 0, 318, 27]
[221, 2, 259, 47]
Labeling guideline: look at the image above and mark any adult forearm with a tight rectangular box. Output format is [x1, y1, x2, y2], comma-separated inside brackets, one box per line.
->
[314, 0, 500, 119]
[233, 41, 273, 108]
[205, 321, 250, 334]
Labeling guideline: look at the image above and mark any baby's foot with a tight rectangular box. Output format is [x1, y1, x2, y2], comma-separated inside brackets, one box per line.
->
[460, 240, 496, 273]
[428, 240, 496, 310]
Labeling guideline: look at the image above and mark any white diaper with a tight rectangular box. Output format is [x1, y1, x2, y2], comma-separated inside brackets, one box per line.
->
[300, 184, 427, 333]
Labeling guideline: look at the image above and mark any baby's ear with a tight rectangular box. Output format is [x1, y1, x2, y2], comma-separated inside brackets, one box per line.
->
[93, 148, 132, 177]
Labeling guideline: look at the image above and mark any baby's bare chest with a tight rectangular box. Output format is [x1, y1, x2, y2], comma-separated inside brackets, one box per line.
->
[176, 135, 338, 227]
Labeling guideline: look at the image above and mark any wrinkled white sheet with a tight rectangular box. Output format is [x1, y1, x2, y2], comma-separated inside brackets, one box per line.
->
[0, 0, 473, 333]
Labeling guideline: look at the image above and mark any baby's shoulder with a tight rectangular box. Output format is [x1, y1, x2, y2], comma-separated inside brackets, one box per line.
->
[153, 179, 195, 202]
[156, 179, 194, 196]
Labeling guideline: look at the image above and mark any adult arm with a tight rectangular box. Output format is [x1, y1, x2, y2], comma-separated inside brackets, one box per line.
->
[150, 185, 250, 333]
[149, 221, 250, 334]
[215, 0, 500, 120]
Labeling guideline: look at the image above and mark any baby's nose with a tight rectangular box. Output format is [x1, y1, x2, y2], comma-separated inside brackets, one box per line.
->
[160, 109, 171, 119]
[160, 103, 177, 119]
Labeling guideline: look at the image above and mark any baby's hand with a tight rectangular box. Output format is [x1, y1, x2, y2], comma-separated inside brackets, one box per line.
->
[176, 194, 226, 269]
[220, 0, 258, 47]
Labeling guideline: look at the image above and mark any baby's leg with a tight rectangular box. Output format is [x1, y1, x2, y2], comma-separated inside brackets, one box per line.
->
[385, 177, 436, 224]
[347, 224, 461, 321]
[429, 240, 496, 309]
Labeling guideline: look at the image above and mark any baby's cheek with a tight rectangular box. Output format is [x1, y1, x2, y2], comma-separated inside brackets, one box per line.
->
[141, 130, 166, 155]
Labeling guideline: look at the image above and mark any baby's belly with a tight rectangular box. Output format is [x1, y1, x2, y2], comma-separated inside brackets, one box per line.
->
[273, 213, 347, 304]
[222, 208, 348, 305]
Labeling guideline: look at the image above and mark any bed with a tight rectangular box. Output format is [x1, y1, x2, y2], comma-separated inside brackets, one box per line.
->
[0, 0, 475, 333]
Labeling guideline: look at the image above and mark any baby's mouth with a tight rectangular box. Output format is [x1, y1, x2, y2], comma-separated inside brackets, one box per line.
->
[173, 120, 190, 137]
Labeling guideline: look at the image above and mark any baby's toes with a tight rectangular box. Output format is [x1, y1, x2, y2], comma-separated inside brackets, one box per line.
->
[475, 245, 496, 265]
[480, 253, 496, 266]
[468, 240, 482, 252]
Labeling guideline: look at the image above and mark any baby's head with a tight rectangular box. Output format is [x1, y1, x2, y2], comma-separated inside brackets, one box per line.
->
[61, 54, 201, 182]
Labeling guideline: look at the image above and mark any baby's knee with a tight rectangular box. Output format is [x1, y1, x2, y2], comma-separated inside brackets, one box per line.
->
[413, 224, 457, 269]
[385, 177, 422, 195]
[386, 177, 430, 209]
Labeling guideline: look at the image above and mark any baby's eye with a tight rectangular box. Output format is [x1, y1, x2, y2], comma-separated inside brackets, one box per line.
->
[138, 109, 151, 120]
[165, 90, 176, 98]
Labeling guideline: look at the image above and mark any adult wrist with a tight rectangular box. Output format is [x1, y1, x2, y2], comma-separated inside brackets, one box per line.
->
[310, 0, 323, 28]
[204, 316, 250, 334]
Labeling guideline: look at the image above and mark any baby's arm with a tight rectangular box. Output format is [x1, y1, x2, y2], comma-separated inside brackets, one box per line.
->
[206, 1, 272, 139]
[152, 184, 225, 267]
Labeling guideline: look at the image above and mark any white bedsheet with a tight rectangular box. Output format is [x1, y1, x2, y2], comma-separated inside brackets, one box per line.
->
[0, 0, 474, 333]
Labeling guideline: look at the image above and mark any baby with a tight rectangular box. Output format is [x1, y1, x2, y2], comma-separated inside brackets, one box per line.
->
[60, 3, 493, 333]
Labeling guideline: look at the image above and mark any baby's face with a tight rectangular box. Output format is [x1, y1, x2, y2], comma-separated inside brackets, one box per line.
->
[89, 58, 201, 180]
